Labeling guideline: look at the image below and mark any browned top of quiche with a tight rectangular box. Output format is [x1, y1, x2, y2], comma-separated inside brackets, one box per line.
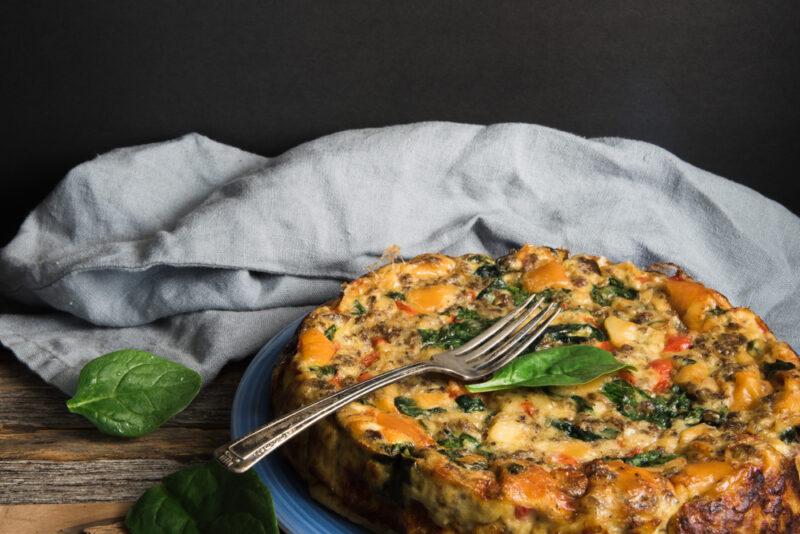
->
[272, 244, 800, 533]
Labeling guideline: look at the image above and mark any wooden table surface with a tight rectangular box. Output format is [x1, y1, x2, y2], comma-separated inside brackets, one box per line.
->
[0, 348, 249, 533]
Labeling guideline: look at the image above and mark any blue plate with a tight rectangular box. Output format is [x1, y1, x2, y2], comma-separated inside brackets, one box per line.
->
[230, 315, 370, 534]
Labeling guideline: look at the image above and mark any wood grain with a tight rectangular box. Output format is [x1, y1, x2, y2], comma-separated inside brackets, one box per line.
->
[0, 348, 250, 519]
[0, 459, 197, 504]
[0, 502, 132, 533]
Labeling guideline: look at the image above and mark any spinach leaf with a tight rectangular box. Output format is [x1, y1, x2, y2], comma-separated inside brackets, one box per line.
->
[591, 277, 638, 306]
[418, 308, 494, 349]
[394, 396, 445, 417]
[780, 426, 800, 444]
[126, 461, 278, 534]
[551, 419, 603, 441]
[623, 450, 680, 467]
[466, 345, 630, 393]
[436, 430, 480, 455]
[537, 323, 607, 346]
[474, 264, 501, 278]
[323, 325, 337, 340]
[601, 380, 698, 429]
[309, 365, 337, 377]
[66, 349, 201, 438]
[531, 287, 572, 304]
[477, 277, 530, 306]
[387, 291, 406, 300]
[352, 300, 367, 316]
[763, 360, 795, 378]
[571, 395, 593, 413]
[455, 394, 485, 413]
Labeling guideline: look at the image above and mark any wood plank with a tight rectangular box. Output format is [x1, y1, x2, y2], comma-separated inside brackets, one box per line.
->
[0, 502, 132, 534]
[0, 427, 228, 461]
[0, 460, 197, 504]
[0, 354, 246, 431]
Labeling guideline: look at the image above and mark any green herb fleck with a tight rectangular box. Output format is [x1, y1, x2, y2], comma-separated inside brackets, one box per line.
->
[571, 395, 593, 413]
[591, 277, 638, 306]
[387, 291, 406, 301]
[353, 300, 367, 316]
[324, 325, 337, 340]
[309, 364, 337, 377]
[437, 431, 480, 450]
[455, 394, 485, 413]
[394, 396, 446, 417]
[537, 323, 608, 347]
[601, 379, 698, 428]
[551, 419, 603, 441]
[418, 308, 495, 349]
[708, 307, 727, 316]
[624, 450, 680, 467]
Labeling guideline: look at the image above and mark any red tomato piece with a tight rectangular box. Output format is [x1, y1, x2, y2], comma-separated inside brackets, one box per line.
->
[395, 300, 417, 315]
[663, 334, 692, 353]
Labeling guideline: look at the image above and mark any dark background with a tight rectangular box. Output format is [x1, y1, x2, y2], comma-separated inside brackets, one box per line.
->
[2, 1, 799, 247]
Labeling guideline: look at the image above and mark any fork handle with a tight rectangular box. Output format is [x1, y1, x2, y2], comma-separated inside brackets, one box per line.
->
[214, 361, 437, 473]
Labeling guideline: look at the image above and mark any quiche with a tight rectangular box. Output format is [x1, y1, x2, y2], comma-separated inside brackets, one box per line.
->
[271, 245, 800, 533]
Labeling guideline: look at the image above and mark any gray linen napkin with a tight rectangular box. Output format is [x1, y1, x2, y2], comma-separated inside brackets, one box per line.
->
[1, 122, 798, 394]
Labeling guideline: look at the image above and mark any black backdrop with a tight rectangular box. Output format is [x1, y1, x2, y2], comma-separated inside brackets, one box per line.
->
[2, 1, 799, 247]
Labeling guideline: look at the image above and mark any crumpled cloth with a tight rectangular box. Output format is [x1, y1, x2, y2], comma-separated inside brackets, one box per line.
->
[1, 122, 798, 394]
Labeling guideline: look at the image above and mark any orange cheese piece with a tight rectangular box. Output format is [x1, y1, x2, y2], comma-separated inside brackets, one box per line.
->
[671, 461, 735, 496]
[521, 262, 570, 293]
[665, 278, 728, 331]
[730, 369, 772, 412]
[297, 329, 337, 365]
[405, 284, 460, 314]
[375, 411, 433, 447]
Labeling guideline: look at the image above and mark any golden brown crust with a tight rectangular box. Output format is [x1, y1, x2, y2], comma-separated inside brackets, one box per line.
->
[273, 245, 800, 533]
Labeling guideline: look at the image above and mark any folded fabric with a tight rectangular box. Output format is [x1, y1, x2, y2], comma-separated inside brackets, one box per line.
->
[1, 122, 798, 394]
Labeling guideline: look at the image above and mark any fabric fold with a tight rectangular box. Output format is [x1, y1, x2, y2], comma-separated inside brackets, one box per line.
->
[1, 122, 798, 394]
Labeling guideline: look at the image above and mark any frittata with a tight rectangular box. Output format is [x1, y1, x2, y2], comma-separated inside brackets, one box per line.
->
[272, 245, 800, 533]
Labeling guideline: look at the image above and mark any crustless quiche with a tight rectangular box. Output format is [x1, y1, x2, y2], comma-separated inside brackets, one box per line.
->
[272, 245, 800, 533]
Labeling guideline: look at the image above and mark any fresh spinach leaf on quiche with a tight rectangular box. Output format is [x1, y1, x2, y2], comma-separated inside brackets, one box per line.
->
[466, 345, 631, 393]
[66, 349, 201, 437]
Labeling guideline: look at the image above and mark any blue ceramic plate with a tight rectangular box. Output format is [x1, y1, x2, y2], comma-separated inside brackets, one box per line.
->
[230, 315, 369, 534]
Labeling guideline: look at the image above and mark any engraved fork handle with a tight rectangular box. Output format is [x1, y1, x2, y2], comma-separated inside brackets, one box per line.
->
[215, 361, 439, 473]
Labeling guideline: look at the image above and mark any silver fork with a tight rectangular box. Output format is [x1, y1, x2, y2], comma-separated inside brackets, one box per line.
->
[215, 295, 561, 473]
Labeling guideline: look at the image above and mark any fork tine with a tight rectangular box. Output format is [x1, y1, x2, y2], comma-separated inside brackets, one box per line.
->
[472, 303, 561, 372]
[463, 300, 553, 363]
[448, 293, 543, 357]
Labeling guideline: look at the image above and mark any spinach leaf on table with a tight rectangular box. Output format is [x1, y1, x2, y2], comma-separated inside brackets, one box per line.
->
[465, 345, 630, 393]
[125, 461, 278, 534]
[66, 349, 201, 438]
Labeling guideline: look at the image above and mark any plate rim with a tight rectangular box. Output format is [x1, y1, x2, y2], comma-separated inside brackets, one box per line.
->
[229, 314, 369, 534]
